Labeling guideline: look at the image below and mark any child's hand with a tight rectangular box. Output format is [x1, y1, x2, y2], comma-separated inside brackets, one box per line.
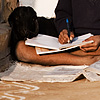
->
[58, 29, 74, 44]
[80, 35, 100, 52]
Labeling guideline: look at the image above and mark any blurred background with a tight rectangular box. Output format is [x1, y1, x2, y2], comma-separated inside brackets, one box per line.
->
[19, 0, 58, 18]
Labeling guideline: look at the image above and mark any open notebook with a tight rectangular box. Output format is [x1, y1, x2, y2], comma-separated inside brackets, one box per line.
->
[25, 33, 93, 54]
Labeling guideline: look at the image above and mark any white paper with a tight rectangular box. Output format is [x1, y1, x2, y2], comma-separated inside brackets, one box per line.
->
[25, 33, 93, 54]
[25, 33, 93, 50]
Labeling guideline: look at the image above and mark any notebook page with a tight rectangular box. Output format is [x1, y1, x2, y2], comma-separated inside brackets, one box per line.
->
[58, 33, 93, 49]
[25, 33, 93, 50]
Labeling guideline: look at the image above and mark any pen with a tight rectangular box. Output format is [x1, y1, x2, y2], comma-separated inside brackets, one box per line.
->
[66, 18, 70, 43]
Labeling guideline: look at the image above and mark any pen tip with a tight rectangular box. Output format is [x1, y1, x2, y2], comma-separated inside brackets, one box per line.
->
[68, 40, 70, 43]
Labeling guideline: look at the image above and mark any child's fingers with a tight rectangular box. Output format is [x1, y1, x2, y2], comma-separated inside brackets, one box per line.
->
[80, 46, 97, 52]
[59, 29, 69, 44]
[70, 32, 74, 41]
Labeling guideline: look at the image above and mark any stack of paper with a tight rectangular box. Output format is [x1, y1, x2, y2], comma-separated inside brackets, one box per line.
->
[25, 33, 93, 54]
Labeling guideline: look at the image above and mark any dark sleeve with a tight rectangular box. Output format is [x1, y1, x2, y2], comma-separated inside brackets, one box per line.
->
[54, 0, 73, 34]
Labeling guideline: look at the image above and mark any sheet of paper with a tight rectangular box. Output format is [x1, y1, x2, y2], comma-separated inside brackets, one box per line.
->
[25, 33, 93, 50]
[35, 40, 93, 55]
[25, 34, 60, 49]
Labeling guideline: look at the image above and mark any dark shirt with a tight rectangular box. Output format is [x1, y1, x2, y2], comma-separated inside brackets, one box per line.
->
[55, 0, 100, 36]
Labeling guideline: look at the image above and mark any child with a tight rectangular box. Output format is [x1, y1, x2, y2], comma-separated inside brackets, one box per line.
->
[9, 1, 100, 66]
[55, 0, 100, 52]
